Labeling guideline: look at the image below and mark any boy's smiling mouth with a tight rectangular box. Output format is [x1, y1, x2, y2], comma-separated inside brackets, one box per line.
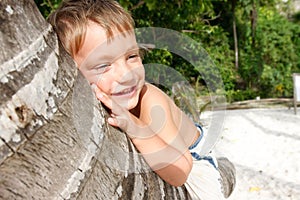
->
[112, 86, 137, 96]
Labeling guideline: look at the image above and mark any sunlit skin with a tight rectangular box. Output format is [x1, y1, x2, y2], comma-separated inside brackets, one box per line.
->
[74, 22, 144, 110]
[74, 21, 200, 186]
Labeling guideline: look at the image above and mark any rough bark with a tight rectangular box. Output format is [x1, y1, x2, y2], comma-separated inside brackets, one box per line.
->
[0, 0, 188, 199]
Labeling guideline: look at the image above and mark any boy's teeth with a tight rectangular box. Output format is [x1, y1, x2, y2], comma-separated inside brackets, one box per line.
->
[123, 88, 131, 93]
[117, 87, 134, 95]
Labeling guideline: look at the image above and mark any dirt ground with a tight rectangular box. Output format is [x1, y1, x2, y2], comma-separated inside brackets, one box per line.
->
[202, 107, 300, 200]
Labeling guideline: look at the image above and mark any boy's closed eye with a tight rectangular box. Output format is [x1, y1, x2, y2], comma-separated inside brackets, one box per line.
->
[127, 51, 141, 62]
[128, 54, 138, 59]
[93, 63, 111, 73]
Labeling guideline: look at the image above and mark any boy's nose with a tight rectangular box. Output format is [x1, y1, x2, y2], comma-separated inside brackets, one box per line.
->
[114, 60, 135, 83]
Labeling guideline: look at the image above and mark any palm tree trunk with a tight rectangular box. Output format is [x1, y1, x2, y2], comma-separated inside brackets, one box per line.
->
[0, 0, 188, 199]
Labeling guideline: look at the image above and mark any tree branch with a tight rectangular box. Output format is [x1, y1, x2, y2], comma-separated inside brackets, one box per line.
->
[129, 0, 145, 11]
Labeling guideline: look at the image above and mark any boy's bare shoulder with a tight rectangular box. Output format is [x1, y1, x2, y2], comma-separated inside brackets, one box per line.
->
[141, 83, 179, 112]
[139, 83, 177, 123]
[143, 83, 170, 103]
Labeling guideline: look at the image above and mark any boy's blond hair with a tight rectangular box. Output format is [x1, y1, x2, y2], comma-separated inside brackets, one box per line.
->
[48, 0, 134, 57]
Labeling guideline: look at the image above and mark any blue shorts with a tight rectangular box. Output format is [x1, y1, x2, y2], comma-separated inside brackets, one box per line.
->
[189, 124, 218, 169]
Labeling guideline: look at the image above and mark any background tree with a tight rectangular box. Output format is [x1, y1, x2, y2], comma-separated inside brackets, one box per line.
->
[35, 0, 300, 102]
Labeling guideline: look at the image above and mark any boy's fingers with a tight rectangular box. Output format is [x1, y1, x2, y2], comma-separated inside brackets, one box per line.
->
[107, 117, 118, 127]
[91, 84, 113, 108]
[91, 84, 128, 117]
[108, 116, 128, 130]
[90, 84, 140, 135]
[97, 92, 112, 108]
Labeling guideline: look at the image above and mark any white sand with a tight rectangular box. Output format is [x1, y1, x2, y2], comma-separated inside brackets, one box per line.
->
[202, 107, 300, 200]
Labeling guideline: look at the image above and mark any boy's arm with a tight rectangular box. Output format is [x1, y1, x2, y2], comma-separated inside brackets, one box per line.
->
[134, 84, 198, 186]
[94, 84, 198, 186]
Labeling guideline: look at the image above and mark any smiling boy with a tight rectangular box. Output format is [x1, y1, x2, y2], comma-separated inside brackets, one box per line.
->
[48, 0, 226, 199]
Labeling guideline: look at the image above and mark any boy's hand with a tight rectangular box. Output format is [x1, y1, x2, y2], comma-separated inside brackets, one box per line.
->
[92, 84, 154, 139]
[92, 85, 193, 185]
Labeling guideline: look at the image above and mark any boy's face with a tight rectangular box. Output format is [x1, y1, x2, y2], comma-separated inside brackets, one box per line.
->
[74, 21, 145, 110]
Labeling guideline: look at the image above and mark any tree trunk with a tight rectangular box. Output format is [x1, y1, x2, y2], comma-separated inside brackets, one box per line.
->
[232, 0, 239, 70]
[0, 0, 188, 199]
[250, 0, 257, 47]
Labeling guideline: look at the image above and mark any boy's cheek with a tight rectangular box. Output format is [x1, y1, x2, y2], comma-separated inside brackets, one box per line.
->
[79, 70, 98, 85]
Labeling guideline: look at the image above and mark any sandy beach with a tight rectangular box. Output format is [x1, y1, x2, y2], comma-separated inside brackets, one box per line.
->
[202, 107, 300, 200]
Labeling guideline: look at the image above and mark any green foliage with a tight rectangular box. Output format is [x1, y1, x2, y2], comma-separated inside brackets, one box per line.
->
[125, 0, 235, 97]
[35, 0, 300, 103]
[34, 0, 62, 18]
[226, 89, 258, 102]
[238, 6, 300, 98]
[122, 0, 215, 29]
[293, 11, 300, 23]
